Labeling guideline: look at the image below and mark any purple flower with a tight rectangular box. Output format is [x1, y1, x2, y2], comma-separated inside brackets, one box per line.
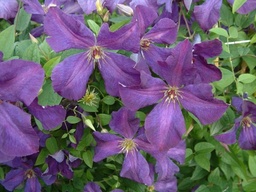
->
[93, 107, 152, 185]
[120, 40, 228, 150]
[227, 0, 256, 14]
[0, 0, 18, 20]
[84, 182, 124, 192]
[44, 7, 140, 100]
[0, 57, 44, 163]
[215, 97, 256, 150]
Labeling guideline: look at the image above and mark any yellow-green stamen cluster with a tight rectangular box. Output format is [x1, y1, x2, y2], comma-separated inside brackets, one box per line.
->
[164, 86, 181, 104]
[119, 138, 137, 154]
[79, 89, 99, 106]
[241, 116, 252, 128]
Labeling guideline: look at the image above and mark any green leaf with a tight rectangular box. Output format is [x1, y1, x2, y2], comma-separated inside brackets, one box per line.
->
[220, 4, 233, 26]
[232, 0, 246, 13]
[102, 95, 115, 105]
[0, 167, 4, 180]
[251, 34, 256, 44]
[191, 166, 208, 180]
[213, 68, 234, 91]
[69, 134, 77, 144]
[43, 56, 61, 77]
[210, 28, 229, 38]
[194, 153, 211, 171]
[98, 114, 111, 126]
[195, 142, 215, 154]
[38, 79, 62, 106]
[87, 19, 100, 35]
[66, 116, 81, 124]
[238, 74, 256, 83]
[35, 148, 48, 166]
[83, 150, 94, 168]
[79, 103, 98, 112]
[110, 19, 130, 31]
[208, 168, 221, 186]
[0, 25, 15, 59]
[228, 26, 238, 38]
[248, 155, 256, 177]
[45, 137, 59, 154]
[14, 8, 31, 31]
[22, 43, 40, 63]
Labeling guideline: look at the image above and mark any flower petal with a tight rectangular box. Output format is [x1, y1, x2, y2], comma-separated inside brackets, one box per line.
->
[155, 156, 179, 180]
[0, 59, 44, 106]
[145, 101, 186, 150]
[227, 0, 256, 14]
[154, 177, 177, 192]
[99, 52, 140, 96]
[239, 124, 256, 150]
[0, 102, 39, 157]
[45, 7, 94, 52]
[0, 0, 18, 19]
[180, 84, 228, 125]
[22, 0, 45, 15]
[119, 71, 165, 111]
[93, 132, 122, 162]
[51, 52, 94, 100]
[193, 39, 222, 59]
[214, 123, 239, 145]
[0, 169, 25, 191]
[0, 151, 14, 163]
[120, 151, 151, 185]
[77, 0, 96, 14]
[28, 99, 66, 130]
[167, 140, 186, 164]
[84, 182, 102, 192]
[25, 177, 41, 192]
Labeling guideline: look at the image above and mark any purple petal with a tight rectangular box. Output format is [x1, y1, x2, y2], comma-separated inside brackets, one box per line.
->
[120, 151, 151, 185]
[93, 132, 122, 162]
[194, 0, 222, 31]
[0, 151, 14, 163]
[184, 0, 192, 10]
[51, 52, 94, 100]
[0, 59, 44, 106]
[227, 0, 256, 14]
[1, 169, 25, 191]
[154, 177, 177, 192]
[97, 22, 140, 53]
[133, 5, 158, 35]
[45, 7, 94, 52]
[109, 107, 140, 138]
[0, 51, 3, 62]
[28, 99, 66, 130]
[145, 101, 186, 150]
[231, 97, 243, 112]
[129, 0, 158, 11]
[242, 100, 256, 121]
[50, 150, 65, 163]
[25, 177, 41, 192]
[144, 18, 177, 44]
[0, 102, 39, 157]
[167, 140, 186, 164]
[157, 0, 173, 12]
[180, 84, 228, 125]
[22, 0, 45, 15]
[193, 39, 222, 58]
[214, 123, 239, 145]
[155, 156, 179, 180]
[84, 182, 102, 192]
[99, 52, 140, 96]
[59, 160, 74, 179]
[77, 0, 96, 14]
[239, 124, 256, 150]
[119, 71, 165, 111]
[0, 0, 18, 19]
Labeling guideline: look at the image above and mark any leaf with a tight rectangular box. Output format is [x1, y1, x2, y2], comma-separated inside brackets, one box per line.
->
[83, 150, 94, 168]
[195, 142, 215, 154]
[194, 153, 211, 171]
[66, 116, 81, 124]
[22, 43, 40, 63]
[191, 166, 208, 180]
[248, 155, 256, 177]
[98, 114, 111, 126]
[0, 25, 15, 59]
[213, 68, 234, 91]
[45, 137, 59, 154]
[43, 56, 61, 77]
[102, 95, 115, 105]
[232, 0, 246, 13]
[110, 19, 130, 31]
[210, 28, 229, 38]
[69, 134, 77, 144]
[238, 74, 256, 84]
[228, 26, 238, 38]
[35, 148, 49, 166]
[14, 8, 31, 31]
[87, 19, 100, 35]
[79, 103, 98, 112]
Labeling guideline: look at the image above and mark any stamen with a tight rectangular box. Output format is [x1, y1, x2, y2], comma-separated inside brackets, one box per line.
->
[118, 138, 137, 154]
[78, 88, 99, 106]
[140, 39, 151, 50]
[87, 46, 105, 67]
[241, 116, 252, 128]
[163, 86, 182, 104]
[25, 169, 35, 179]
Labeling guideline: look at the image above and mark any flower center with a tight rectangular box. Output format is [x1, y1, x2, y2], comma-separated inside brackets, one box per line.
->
[42, 3, 57, 14]
[164, 86, 181, 103]
[25, 169, 35, 179]
[147, 185, 155, 192]
[78, 88, 99, 106]
[241, 116, 252, 128]
[119, 138, 137, 154]
[88, 46, 104, 65]
[140, 39, 151, 50]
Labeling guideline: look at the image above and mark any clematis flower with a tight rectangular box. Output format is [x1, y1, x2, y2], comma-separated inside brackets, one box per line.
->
[0, 0, 18, 20]
[215, 97, 256, 150]
[84, 182, 123, 192]
[227, 0, 256, 14]
[44, 7, 140, 100]
[0, 56, 44, 163]
[93, 107, 152, 185]
[120, 40, 228, 150]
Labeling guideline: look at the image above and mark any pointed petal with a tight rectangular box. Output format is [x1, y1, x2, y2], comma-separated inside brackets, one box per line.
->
[145, 101, 186, 150]
[22, 0, 44, 14]
[28, 99, 66, 130]
[99, 52, 140, 96]
[97, 22, 140, 53]
[231, 97, 243, 112]
[227, 0, 256, 14]
[214, 123, 239, 145]
[193, 39, 222, 58]
[119, 71, 165, 111]
[242, 100, 256, 121]
[0, 60, 44, 106]
[194, 0, 222, 31]
[144, 18, 177, 44]
[120, 152, 151, 185]
[167, 140, 186, 164]
[155, 156, 179, 180]
[0, 0, 18, 19]
[239, 124, 256, 150]
[154, 177, 177, 192]
[109, 107, 139, 138]
[1, 169, 25, 191]
[0, 151, 14, 163]
[93, 132, 122, 162]
[51, 53, 94, 100]
[0, 102, 39, 156]
[25, 177, 41, 192]
[180, 84, 228, 125]
[84, 182, 102, 192]
[45, 7, 94, 52]
[77, 0, 96, 14]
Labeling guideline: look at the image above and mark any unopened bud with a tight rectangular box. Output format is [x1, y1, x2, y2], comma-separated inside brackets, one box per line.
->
[29, 33, 38, 44]
[96, 0, 104, 15]
[116, 4, 133, 16]
[103, 11, 110, 22]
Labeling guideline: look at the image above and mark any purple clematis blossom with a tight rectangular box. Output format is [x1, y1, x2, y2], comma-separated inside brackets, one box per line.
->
[227, 0, 256, 14]
[84, 182, 124, 192]
[120, 40, 228, 150]
[0, 0, 18, 20]
[215, 97, 256, 150]
[93, 107, 152, 185]
[44, 7, 140, 100]
[0, 56, 44, 163]
[193, 0, 222, 31]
